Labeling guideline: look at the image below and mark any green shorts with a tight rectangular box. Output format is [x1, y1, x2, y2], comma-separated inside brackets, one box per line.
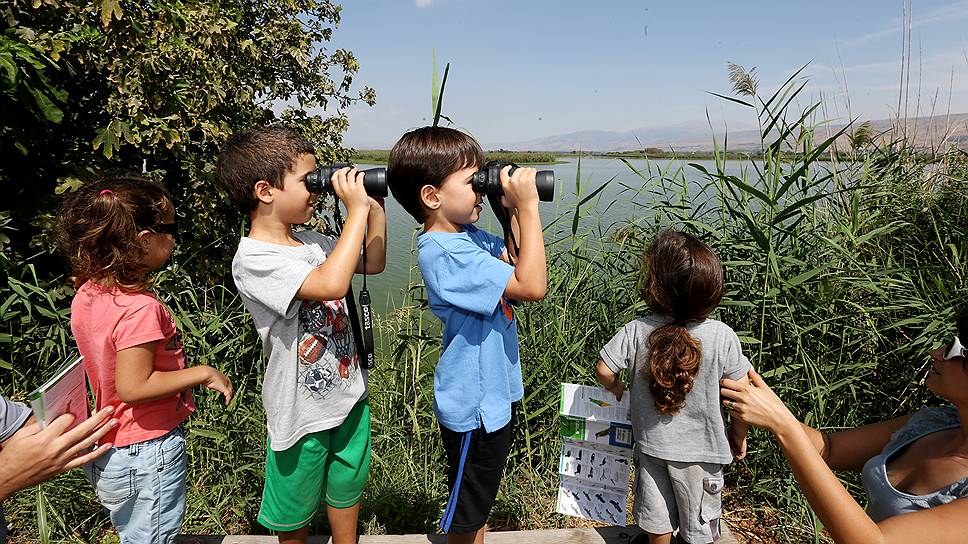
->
[257, 399, 371, 532]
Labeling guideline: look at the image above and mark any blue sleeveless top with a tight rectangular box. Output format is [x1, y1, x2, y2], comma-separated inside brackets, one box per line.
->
[861, 406, 968, 522]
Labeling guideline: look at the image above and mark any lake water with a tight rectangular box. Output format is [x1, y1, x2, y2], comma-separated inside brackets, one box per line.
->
[350, 157, 752, 314]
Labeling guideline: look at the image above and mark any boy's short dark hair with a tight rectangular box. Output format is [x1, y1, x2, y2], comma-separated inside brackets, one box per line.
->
[216, 126, 316, 214]
[387, 126, 484, 223]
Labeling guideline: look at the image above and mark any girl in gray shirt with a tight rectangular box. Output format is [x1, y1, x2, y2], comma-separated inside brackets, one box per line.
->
[596, 231, 750, 544]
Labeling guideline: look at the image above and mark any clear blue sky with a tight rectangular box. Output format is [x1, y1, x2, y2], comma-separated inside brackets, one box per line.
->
[326, 0, 968, 148]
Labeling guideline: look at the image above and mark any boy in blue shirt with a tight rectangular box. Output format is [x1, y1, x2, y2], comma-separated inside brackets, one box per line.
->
[387, 126, 547, 544]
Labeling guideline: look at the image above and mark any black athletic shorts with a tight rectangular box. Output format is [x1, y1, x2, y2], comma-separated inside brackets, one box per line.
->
[438, 411, 515, 534]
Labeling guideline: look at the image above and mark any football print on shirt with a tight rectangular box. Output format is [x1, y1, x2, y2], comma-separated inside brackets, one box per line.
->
[297, 298, 358, 400]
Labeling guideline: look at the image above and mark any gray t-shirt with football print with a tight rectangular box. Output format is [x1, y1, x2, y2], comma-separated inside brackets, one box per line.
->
[233, 230, 367, 451]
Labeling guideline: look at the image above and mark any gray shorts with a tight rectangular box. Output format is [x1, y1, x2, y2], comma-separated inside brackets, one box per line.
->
[633, 453, 724, 544]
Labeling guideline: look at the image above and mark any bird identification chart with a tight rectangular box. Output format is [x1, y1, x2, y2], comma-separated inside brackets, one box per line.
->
[556, 383, 633, 525]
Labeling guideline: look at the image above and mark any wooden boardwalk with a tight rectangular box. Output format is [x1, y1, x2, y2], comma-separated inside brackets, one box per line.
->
[176, 524, 740, 543]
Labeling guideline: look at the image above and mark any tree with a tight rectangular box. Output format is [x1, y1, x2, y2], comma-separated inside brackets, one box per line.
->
[0, 0, 374, 283]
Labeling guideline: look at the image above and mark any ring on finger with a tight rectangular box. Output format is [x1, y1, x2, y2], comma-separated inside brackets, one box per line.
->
[725, 400, 734, 411]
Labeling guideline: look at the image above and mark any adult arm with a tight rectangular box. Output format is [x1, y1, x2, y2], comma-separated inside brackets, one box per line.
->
[772, 416, 968, 543]
[721, 369, 952, 544]
[722, 369, 909, 470]
[805, 415, 912, 471]
[0, 406, 116, 501]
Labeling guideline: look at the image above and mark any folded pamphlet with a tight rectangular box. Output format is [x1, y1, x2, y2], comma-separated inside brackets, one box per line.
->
[29, 353, 88, 431]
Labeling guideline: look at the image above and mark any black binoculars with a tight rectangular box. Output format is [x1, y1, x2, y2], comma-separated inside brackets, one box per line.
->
[471, 161, 555, 202]
[305, 163, 388, 198]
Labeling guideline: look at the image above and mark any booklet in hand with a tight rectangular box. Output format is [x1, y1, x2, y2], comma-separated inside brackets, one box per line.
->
[29, 352, 88, 431]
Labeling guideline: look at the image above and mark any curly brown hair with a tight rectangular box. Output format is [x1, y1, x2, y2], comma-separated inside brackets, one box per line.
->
[56, 175, 172, 291]
[640, 230, 724, 415]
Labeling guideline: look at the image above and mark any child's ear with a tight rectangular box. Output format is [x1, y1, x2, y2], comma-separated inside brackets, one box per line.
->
[253, 180, 273, 204]
[419, 184, 440, 210]
[135, 229, 151, 247]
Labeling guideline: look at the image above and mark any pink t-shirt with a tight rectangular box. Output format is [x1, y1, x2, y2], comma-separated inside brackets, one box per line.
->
[71, 282, 194, 447]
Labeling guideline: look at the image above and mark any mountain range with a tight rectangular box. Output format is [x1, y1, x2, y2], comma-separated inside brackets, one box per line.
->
[489, 112, 968, 152]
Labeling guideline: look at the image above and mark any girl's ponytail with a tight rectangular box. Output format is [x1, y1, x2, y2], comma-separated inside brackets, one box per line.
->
[640, 231, 724, 415]
[648, 323, 702, 414]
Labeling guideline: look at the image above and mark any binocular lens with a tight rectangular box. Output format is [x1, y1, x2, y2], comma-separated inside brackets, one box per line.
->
[306, 164, 388, 198]
[534, 170, 555, 202]
[471, 164, 555, 202]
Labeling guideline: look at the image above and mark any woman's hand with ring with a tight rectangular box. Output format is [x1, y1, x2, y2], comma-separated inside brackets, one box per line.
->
[720, 368, 798, 433]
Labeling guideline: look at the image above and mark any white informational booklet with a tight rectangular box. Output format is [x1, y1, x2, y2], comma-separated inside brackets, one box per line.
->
[29, 353, 88, 431]
[556, 383, 634, 525]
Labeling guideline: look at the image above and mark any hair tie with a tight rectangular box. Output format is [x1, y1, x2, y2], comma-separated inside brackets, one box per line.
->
[99, 189, 113, 196]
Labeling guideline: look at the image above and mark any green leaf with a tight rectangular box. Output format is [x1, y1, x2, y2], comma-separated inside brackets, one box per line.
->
[707, 91, 754, 108]
[92, 120, 123, 159]
[721, 174, 774, 206]
[783, 263, 831, 288]
[54, 177, 84, 195]
[433, 62, 450, 127]
[0, 51, 18, 87]
[26, 84, 64, 123]
[190, 428, 227, 441]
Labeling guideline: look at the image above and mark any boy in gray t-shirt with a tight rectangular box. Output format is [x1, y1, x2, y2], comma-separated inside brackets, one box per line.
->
[218, 126, 386, 544]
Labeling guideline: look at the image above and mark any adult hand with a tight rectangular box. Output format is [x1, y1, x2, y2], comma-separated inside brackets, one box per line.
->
[0, 406, 116, 501]
[720, 368, 799, 434]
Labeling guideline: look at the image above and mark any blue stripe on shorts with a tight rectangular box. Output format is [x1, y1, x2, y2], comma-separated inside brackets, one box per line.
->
[441, 430, 472, 532]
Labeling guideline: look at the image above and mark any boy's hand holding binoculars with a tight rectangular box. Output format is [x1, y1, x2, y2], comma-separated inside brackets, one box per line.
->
[499, 165, 539, 209]
[329, 167, 371, 215]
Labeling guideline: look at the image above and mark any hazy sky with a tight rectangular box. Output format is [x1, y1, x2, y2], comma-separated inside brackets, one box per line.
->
[323, 0, 968, 148]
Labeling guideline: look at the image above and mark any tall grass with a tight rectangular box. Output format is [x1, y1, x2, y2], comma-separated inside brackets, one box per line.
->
[2, 67, 967, 543]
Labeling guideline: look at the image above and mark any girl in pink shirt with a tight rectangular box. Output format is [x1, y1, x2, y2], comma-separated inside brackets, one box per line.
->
[56, 176, 232, 544]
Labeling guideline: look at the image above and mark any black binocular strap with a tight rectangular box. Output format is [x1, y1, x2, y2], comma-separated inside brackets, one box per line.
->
[332, 200, 376, 370]
[487, 193, 520, 267]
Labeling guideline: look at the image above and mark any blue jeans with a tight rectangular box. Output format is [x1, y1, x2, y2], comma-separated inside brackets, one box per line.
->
[84, 426, 187, 544]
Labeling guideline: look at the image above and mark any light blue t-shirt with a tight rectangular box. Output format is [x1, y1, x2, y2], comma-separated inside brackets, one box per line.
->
[417, 224, 521, 433]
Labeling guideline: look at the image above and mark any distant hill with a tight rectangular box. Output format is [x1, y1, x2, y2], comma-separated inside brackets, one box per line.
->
[497, 113, 968, 152]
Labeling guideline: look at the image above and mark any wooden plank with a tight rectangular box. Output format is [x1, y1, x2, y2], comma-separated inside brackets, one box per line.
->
[176, 523, 739, 544]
